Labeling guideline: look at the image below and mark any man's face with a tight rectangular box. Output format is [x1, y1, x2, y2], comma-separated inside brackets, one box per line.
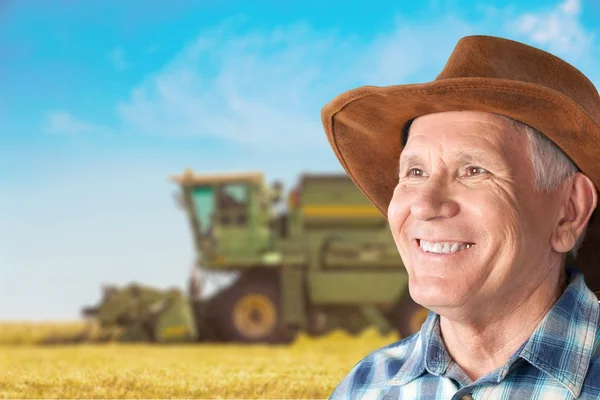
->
[388, 111, 565, 314]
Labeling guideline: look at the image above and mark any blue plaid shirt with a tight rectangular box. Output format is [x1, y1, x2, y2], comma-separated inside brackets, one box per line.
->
[329, 266, 600, 399]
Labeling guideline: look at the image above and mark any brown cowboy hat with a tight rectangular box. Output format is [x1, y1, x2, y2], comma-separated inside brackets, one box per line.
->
[320, 35, 600, 292]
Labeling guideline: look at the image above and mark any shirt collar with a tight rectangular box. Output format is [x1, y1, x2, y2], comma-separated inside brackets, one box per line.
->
[386, 310, 439, 386]
[387, 265, 599, 395]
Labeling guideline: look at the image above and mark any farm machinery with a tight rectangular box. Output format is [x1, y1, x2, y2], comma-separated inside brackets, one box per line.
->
[48, 169, 429, 345]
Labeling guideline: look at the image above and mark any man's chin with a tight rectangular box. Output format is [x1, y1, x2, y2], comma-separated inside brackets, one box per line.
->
[410, 283, 461, 310]
[413, 298, 454, 310]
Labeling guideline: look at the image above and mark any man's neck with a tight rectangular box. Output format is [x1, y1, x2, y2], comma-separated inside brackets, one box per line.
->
[437, 266, 567, 382]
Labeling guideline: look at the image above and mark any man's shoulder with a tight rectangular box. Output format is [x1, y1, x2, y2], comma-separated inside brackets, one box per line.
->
[328, 332, 422, 399]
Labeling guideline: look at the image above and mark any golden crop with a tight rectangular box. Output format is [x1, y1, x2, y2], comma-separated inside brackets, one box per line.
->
[0, 322, 400, 399]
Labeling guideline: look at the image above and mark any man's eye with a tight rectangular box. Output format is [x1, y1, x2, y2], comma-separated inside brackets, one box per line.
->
[407, 168, 425, 177]
[466, 166, 488, 176]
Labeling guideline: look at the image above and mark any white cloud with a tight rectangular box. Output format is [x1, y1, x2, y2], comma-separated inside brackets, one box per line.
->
[115, 20, 357, 151]
[43, 110, 112, 136]
[112, 15, 482, 152]
[562, 0, 581, 14]
[509, 0, 594, 59]
[109, 47, 130, 71]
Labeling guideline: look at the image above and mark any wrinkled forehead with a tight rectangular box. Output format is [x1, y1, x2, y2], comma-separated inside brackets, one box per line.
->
[401, 112, 514, 146]
[398, 113, 529, 168]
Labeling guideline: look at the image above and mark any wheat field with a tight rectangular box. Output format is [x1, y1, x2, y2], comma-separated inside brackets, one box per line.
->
[0, 322, 400, 399]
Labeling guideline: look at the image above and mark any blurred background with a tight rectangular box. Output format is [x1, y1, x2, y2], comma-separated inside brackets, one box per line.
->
[3, 1, 600, 397]
[1, 0, 598, 324]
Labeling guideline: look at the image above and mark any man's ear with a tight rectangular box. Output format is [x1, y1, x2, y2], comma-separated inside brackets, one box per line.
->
[551, 172, 598, 253]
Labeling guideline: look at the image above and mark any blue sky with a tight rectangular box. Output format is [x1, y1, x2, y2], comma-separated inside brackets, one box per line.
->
[2, 0, 599, 320]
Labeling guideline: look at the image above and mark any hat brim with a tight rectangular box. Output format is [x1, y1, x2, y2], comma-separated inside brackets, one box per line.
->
[321, 76, 600, 292]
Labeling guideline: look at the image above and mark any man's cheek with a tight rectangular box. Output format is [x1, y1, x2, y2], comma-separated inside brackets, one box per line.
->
[387, 204, 405, 240]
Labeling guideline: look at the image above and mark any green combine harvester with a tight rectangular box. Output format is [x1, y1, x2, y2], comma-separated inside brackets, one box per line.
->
[51, 169, 429, 345]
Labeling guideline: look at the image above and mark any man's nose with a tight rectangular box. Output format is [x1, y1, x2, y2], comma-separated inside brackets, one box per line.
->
[410, 177, 459, 221]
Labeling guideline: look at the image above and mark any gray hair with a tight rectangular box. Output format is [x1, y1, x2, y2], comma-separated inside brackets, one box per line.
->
[499, 115, 586, 259]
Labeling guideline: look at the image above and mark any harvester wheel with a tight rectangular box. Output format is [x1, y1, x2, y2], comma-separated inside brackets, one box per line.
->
[212, 272, 293, 344]
[393, 293, 430, 339]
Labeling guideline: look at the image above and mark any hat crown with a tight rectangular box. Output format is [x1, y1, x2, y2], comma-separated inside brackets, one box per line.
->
[436, 35, 600, 122]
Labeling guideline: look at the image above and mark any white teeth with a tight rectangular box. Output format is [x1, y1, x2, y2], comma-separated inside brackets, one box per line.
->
[419, 240, 474, 254]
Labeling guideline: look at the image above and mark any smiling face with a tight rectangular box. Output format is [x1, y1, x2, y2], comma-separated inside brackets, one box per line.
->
[388, 111, 567, 315]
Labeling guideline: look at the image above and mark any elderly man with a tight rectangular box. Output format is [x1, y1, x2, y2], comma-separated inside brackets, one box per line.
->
[323, 35, 600, 399]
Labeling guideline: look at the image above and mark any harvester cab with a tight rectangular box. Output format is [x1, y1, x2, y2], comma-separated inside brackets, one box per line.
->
[170, 169, 282, 266]
[169, 169, 298, 342]
[170, 169, 288, 304]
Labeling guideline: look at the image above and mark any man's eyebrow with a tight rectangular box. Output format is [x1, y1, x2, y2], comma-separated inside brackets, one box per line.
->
[398, 150, 499, 170]
[398, 154, 423, 170]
